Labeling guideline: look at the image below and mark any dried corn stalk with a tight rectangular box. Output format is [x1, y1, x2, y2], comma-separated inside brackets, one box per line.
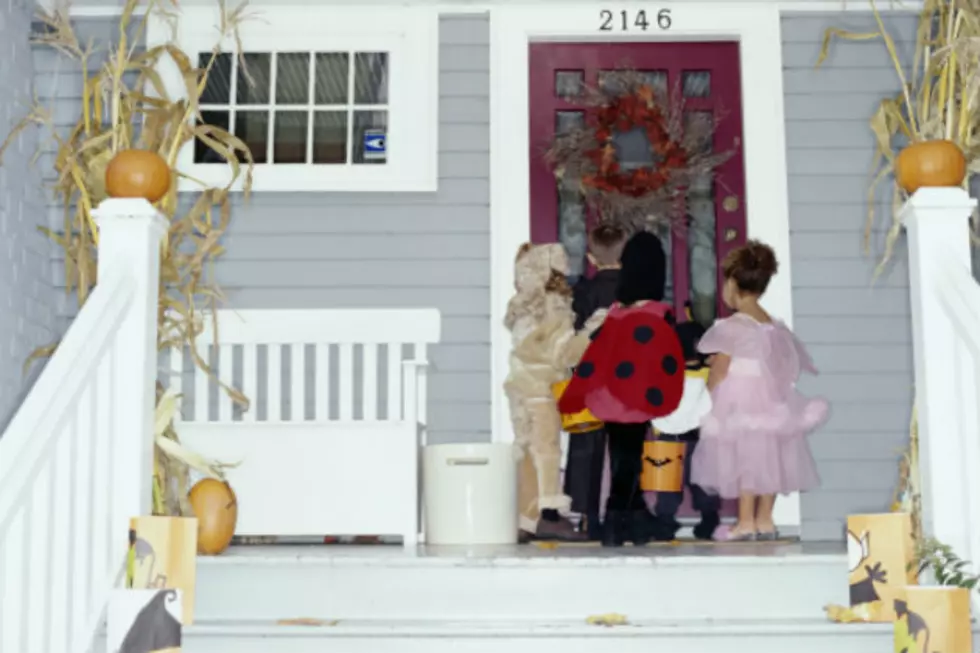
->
[818, 0, 980, 276]
[0, 0, 257, 515]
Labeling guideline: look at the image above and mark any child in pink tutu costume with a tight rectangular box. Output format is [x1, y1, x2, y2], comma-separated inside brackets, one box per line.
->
[691, 240, 829, 541]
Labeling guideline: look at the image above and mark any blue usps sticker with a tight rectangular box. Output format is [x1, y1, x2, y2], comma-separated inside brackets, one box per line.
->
[363, 129, 386, 161]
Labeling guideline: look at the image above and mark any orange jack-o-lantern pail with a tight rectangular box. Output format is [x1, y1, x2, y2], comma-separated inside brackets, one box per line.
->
[640, 440, 686, 492]
[551, 380, 603, 433]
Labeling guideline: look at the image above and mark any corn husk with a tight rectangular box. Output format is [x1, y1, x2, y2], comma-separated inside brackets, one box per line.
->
[0, 0, 256, 515]
[819, 0, 980, 276]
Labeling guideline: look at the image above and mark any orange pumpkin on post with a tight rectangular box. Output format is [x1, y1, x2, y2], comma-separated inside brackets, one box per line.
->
[105, 149, 172, 202]
[640, 439, 685, 493]
[188, 478, 238, 555]
[895, 140, 967, 194]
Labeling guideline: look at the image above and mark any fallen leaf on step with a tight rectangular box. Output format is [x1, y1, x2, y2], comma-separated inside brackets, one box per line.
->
[534, 541, 559, 550]
[586, 613, 629, 627]
[277, 618, 339, 627]
[823, 603, 877, 623]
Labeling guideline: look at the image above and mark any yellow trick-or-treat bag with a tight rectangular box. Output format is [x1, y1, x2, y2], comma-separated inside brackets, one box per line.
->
[551, 380, 602, 434]
[128, 516, 198, 625]
[847, 513, 917, 622]
[894, 587, 973, 653]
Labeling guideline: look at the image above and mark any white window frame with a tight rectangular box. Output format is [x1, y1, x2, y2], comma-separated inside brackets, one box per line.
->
[147, 6, 439, 193]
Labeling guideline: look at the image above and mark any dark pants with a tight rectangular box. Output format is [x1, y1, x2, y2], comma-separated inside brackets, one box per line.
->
[604, 422, 649, 511]
[654, 436, 721, 529]
[563, 428, 606, 516]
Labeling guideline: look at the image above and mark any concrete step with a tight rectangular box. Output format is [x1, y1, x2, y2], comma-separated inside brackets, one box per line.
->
[171, 617, 895, 653]
[194, 542, 850, 621]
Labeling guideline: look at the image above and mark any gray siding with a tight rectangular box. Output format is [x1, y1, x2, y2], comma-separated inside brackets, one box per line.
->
[781, 13, 917, 540]
[36, 16, 491, 444]
[0, 0, 59, 429]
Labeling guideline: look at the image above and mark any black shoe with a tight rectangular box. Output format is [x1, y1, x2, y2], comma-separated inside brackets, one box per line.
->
[628, 509, 656, 546]
[693, 512, 721, 541]
[584, 513, 603, 541]
[602, 510, 628, 547]
[650, 514, 681, 542]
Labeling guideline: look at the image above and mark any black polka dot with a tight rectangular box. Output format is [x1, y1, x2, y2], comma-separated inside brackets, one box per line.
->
[633, 325, 654, 344]
[662, 355, 679, 376]
[646, 387, 664, 407]
[615, 361, 634, 379]
[576, 362, 595, 378]
[589, 326, 602, 341]
[664, 311, 676, 326]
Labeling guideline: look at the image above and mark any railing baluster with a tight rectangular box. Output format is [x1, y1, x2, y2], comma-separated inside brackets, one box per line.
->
[291, 344, 306, 422]
[268, 344, 282, 422]
[25, 467, 49, 653]
[195, 344, 211, 423]
[339, 344, 354, 421]
[363, 343, 378, 421]
[73, 387, 96, 646]
[387, 343, 402, 420]
[242, 344, 258, 423]
[219, 344, 234, 422]
[315, 344, 330, 421]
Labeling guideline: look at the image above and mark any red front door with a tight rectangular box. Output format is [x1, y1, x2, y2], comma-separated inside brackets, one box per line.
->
[529, 41, 746, 327]
[531, 42, 746, 522]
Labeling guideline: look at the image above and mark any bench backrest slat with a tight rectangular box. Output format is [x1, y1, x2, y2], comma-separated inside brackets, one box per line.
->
[169, 309, 440, 424]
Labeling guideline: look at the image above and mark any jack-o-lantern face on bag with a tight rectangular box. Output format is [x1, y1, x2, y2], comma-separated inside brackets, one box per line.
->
[640, 440, 685, 493]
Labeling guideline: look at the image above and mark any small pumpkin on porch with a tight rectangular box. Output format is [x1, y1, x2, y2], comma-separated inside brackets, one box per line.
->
[895, 140, 967, 194]
[105, 149, 172, 203]
[188, 478, 238, 555]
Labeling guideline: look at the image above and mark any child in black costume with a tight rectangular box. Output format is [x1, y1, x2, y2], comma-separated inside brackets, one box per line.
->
[650, 306, 722, 541]
[565, 224, 628, 540]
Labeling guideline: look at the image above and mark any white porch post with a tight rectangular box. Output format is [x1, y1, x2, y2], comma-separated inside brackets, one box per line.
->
[93, 198, 168, 528]
[903, 187, 977, 563]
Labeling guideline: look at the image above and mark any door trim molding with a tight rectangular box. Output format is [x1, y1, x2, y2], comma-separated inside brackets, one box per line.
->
[489, 3, 800, 529]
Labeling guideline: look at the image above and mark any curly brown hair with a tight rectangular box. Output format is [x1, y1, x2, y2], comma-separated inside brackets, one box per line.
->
[721, 240, 779, 295]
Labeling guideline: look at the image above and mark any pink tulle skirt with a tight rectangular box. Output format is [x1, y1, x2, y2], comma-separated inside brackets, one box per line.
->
[690, 383, 828, 499]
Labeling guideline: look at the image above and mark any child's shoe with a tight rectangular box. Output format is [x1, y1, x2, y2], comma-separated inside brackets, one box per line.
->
[693, 512, 720, 541]
[628, 509, 657, 546]
[650, 514, 681, 542]
[584, 513, 603, 541]
[601, 510, 628, 547]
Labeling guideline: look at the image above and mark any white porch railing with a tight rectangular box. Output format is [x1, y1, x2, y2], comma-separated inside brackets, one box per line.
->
[903, 188, 980, 603]
[0, 199, 166, 653]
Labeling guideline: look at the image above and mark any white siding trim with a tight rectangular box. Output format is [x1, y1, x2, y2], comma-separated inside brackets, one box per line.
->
[489, 3, 800, 528]
[146, 5, 439, 193]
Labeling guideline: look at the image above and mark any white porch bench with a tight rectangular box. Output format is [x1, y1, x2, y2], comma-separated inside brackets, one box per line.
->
[168, 308, 441, 546]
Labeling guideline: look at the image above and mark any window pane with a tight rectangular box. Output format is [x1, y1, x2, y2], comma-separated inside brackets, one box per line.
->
[353, 52, 389, 104]
[234, 110, 270, 164]
[198, 53, 232, 104]
[557, 178, 587, 280]
[555, 110, 584, 135]
[273, 111, 309, 163]
[312, 111, 348, 164]
[598, 69, 666, 96]
[687, 177, 717, 327]
[276, 53, 310, 105]
[314, 53, 349, 105]
[555, 70, 583, 100]
[612, 127, 653, 171]
[682, 71, 711, 98]
[655, 223, 674, 306]
[237, 53, 271, 105]
[352, 110, 387, 164]
[194, 110, 230, 164]
[684, 110, 714, 155]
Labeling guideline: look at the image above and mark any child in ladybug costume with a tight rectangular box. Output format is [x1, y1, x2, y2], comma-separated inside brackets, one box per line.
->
[558, 231, 685, 546]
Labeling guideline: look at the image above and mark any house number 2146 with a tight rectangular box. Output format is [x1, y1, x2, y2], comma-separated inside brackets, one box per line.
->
[599, 9, 672, 31]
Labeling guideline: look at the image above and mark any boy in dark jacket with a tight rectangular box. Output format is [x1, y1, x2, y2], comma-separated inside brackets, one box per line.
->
[650, 306, 721, 541]
[564, 223, 627, 539]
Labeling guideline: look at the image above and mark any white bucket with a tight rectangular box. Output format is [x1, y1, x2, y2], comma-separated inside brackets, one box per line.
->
[423, 443, 518, 545]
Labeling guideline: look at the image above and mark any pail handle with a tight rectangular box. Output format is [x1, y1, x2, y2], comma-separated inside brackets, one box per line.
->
[447, 457, 490, 466]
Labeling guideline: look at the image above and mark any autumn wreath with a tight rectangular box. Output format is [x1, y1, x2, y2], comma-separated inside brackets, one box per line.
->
[545, 69, 734, 231]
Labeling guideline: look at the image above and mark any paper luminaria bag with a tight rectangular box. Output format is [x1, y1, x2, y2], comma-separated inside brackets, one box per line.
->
[128, 516, 198, 625]
[846, 513, 917, 622]
[894, 587, 973, 653]
[107, 588, 183, 653]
